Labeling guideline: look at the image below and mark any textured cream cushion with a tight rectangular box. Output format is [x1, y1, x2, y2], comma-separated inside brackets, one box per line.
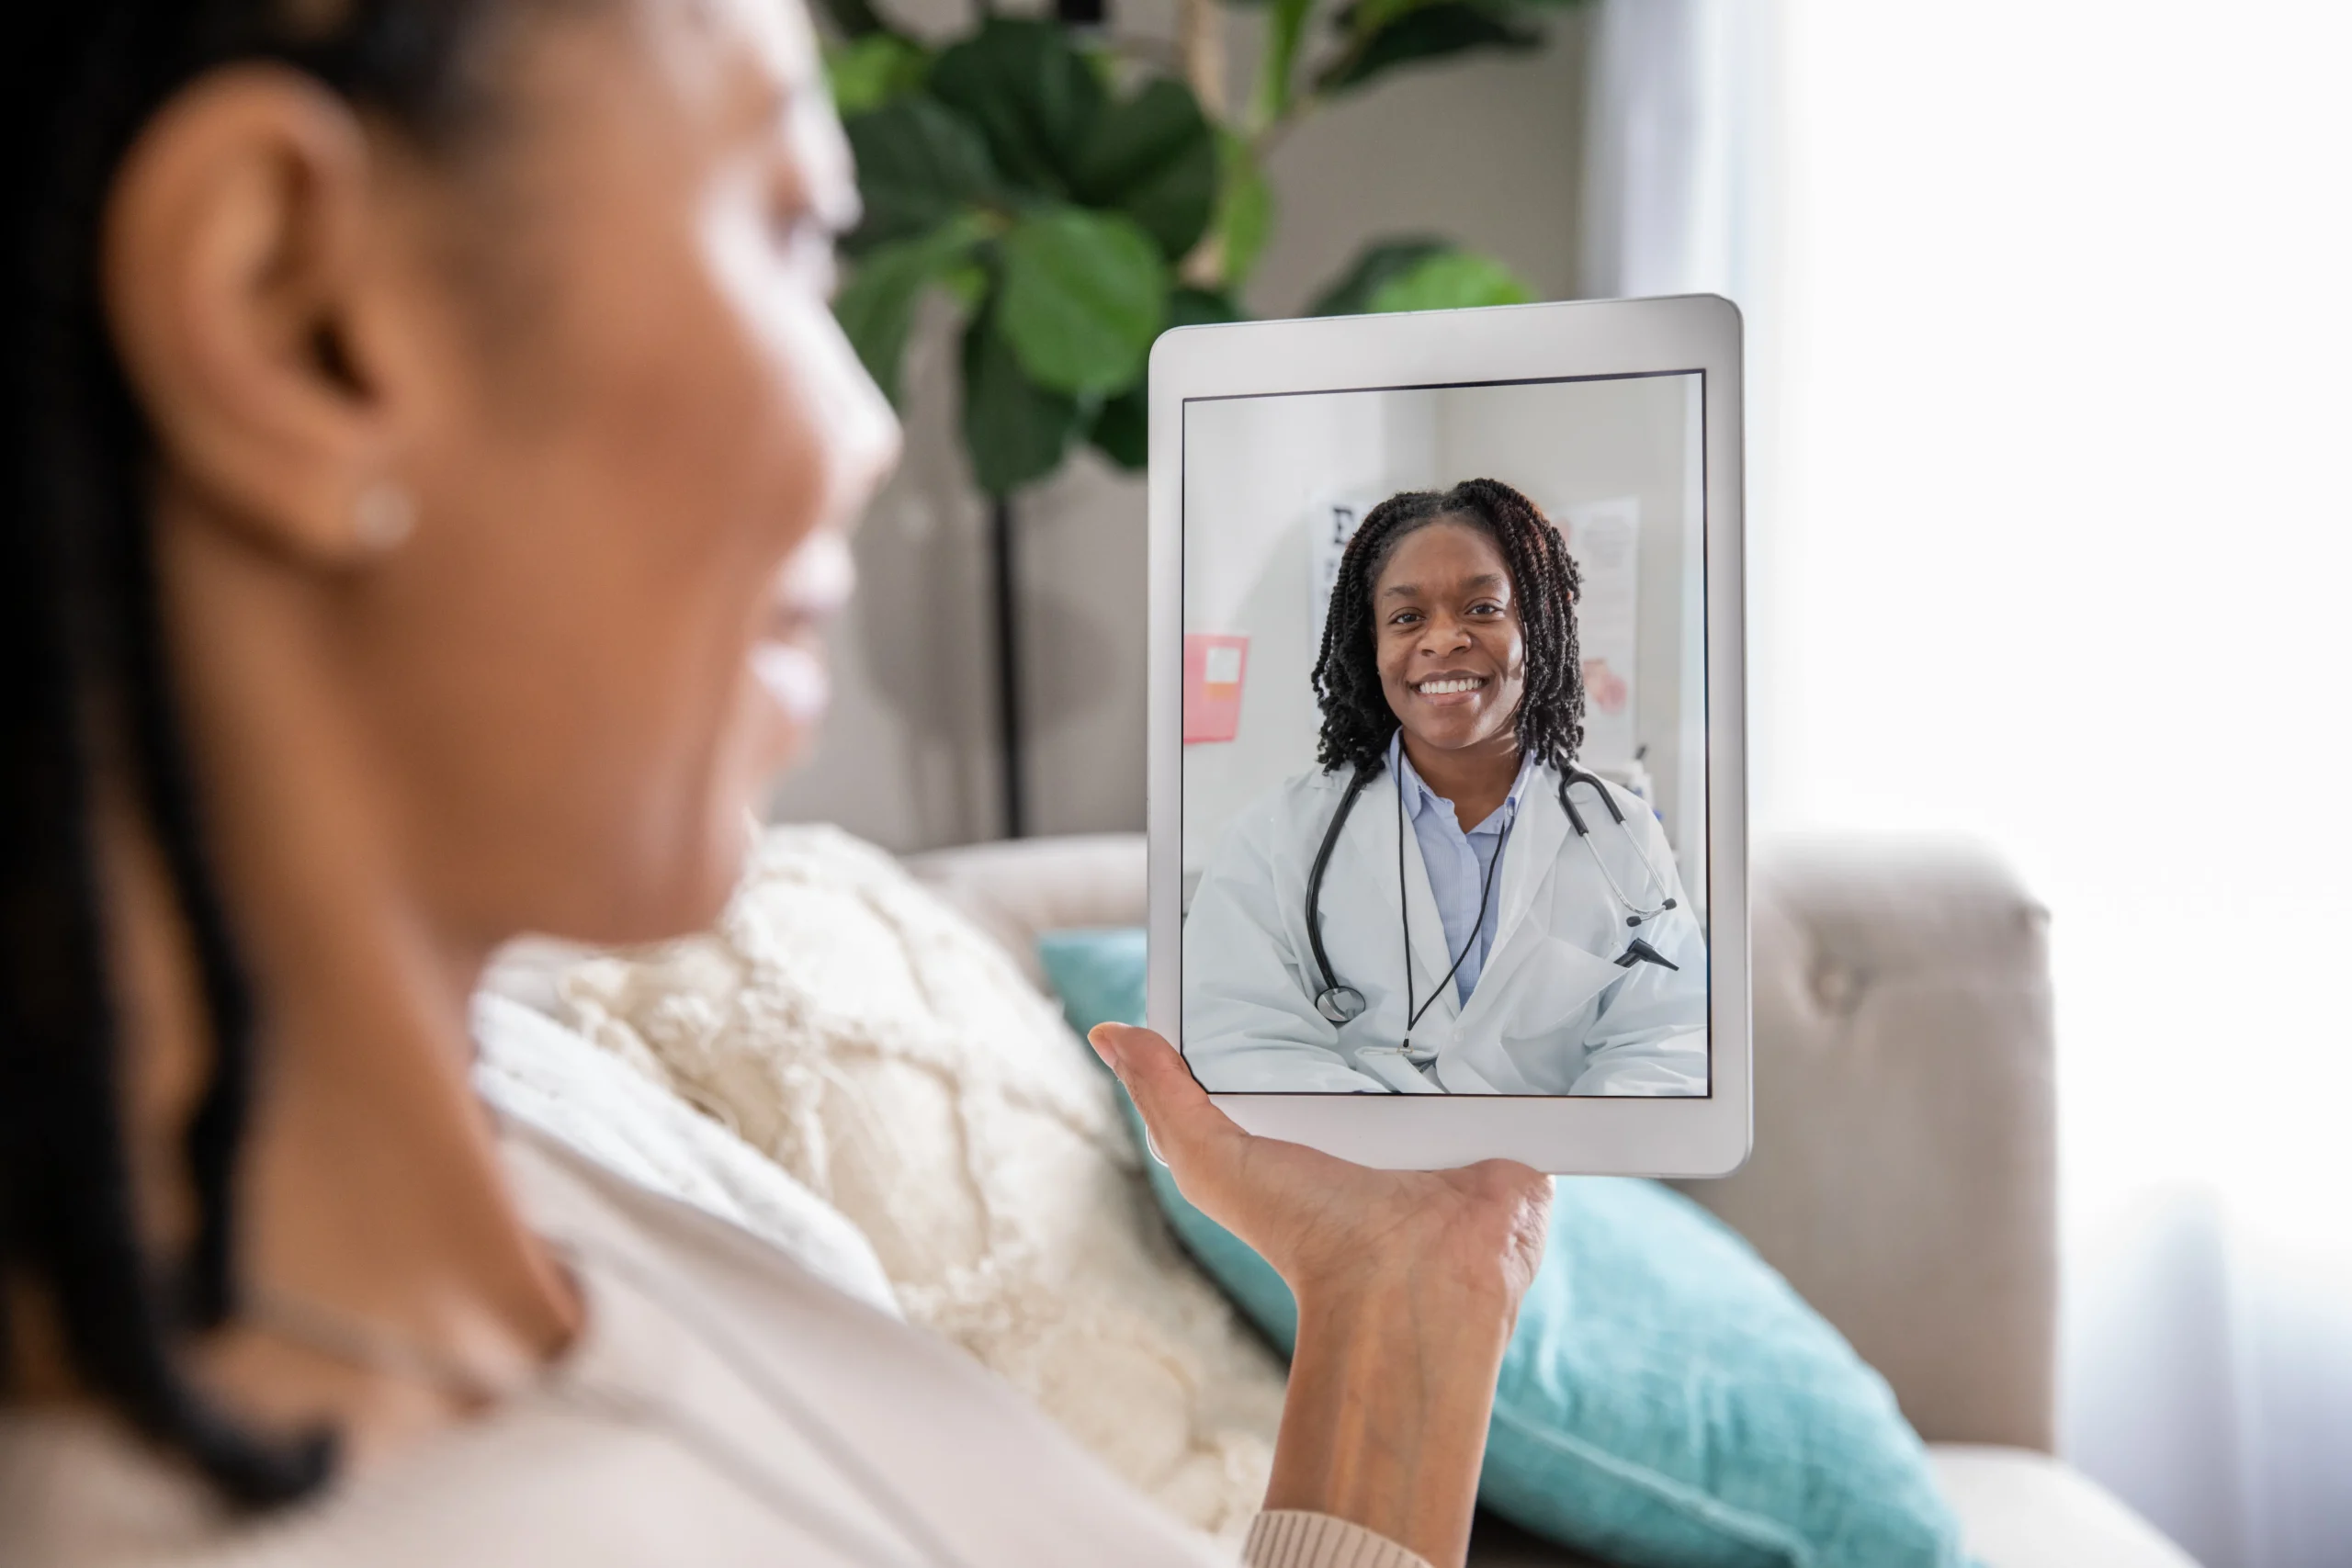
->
[532, 826, 1286, 1542]
[470, 991, 902, 1315]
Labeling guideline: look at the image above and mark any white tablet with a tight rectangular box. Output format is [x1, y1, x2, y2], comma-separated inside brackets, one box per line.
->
[1147, 295, 1748, 1176]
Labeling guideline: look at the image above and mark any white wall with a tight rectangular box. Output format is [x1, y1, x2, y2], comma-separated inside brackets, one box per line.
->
[1762, 6, 2352, 1562]
[768, 2, 1596, 852]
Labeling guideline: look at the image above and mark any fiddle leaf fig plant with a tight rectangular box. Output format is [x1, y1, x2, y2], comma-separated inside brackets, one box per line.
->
[828, 0, 1575, 497]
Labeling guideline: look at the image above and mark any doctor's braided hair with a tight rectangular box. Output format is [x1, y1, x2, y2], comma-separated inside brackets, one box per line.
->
[1310, 478, 1585, 776]
[4, 0, 558, 1511]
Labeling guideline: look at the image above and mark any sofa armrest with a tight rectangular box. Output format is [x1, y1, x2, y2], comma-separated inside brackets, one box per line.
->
[903, 833, 1148, 988]
[1677, 837, 2058, 1451]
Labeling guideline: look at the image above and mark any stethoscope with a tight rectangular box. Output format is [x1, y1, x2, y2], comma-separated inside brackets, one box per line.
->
[1305, 760, 1683, 1040]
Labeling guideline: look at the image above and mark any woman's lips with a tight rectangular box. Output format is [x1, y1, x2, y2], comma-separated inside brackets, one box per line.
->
[1411, 673, 1489, 705]
[752, 532, 854, 727]
[751, 640, 830, 725]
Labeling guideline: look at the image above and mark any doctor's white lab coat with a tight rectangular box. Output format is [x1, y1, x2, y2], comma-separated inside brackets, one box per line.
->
[1182, 761, 1708, 1095]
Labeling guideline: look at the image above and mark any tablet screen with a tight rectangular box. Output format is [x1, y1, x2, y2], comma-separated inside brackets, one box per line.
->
[1180, 372, 1710, 1097]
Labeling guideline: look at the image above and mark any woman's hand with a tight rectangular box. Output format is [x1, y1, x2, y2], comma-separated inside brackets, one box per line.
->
[1089, 1023, 1552, 1568]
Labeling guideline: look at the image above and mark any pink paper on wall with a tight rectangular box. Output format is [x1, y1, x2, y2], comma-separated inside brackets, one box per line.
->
[1183, 633, 1250, 744]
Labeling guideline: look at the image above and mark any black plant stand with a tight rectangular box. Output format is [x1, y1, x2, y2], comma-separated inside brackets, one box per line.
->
[989, 496, 1027, 839]
[992, 0, 1102, 840]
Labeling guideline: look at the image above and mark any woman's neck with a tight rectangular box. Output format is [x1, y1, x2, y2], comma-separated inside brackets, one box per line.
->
[55, 502, 582, 1464]
[1399, 730, 1522, 829]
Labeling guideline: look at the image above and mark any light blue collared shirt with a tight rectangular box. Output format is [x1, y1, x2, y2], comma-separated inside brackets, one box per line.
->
[1387, 732, 1538, 1005]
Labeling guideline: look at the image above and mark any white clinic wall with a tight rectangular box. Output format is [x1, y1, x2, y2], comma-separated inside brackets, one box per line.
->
[1180, 375, 1703, 886]
[1181, 390, 1440, 875]
[1427, 374, 1705, 880]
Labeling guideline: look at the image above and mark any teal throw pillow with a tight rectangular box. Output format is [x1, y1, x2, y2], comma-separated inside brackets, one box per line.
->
[1037, 926, 1147, 1046]
[1038, 925, 1970, 1568]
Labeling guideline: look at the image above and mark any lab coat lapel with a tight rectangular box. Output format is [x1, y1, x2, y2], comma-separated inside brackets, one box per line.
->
[1338, 769, 1459, 1025]
[1453, 928, 1629, 1094]
[1432, 1050, 1507, 1094]
[1455, 766, 1568, 1035]
[1492, 767, 1568, 957]
[1351, 1048, 1449, 1094]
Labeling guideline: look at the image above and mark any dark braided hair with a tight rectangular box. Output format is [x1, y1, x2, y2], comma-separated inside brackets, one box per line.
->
[4, 0, 548, 1508]
[1310, 478, 1586, 776]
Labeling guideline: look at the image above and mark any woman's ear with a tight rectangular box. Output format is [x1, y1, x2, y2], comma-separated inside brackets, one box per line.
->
[103, 65, 420, 563]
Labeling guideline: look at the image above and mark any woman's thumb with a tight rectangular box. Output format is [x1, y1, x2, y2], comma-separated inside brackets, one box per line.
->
[1089, 1023, 1223, 1161]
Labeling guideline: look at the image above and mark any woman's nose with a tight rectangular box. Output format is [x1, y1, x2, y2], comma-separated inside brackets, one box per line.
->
[1419, 615, 1472, 653]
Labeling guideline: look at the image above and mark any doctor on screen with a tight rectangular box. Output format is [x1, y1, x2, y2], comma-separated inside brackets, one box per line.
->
[1183, 479, 1708, 1096]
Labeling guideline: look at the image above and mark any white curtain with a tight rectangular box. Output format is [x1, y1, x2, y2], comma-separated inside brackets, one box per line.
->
[1585, 5, 2352, 1565]
[1578, 0, 1770, 304]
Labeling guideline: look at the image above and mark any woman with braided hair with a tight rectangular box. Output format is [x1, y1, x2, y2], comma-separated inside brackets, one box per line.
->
[1183, 479, 1709, 1096]
[0, 0, 1565, 1563]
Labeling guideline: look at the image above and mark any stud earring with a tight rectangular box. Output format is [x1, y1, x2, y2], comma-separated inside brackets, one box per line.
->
[353, 481, 416, 551]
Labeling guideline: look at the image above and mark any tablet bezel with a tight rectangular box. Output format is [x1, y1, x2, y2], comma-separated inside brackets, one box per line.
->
[1147, 294, 1749, 1177]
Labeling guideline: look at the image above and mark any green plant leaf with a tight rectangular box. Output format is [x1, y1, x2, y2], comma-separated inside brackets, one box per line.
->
[1080, 42, 1124, 95]
[1339, 0, 1428, 42]
[1364, 249, 1537, 312]
[826, 33, 930, 116]
[1305, 235, 1449, 316]
[832, 213, 992, 406]
[998, 208, 1169, 397]
[813, 0, 890, 40]
[929, 18, 1105, 199]
[942, 260, 989, 310]
[1253, 0, 1318, 125]
[1209, 131, 1274, 291]
[1172, 287, 1245, 329]
[843, 96, 1000, 254]
[1086, 288, 1244, 470]
[964, 307, 1090, 497]
[1089, 389, 1148, 470]
[1317, 0, 1544, 95]
[1073, 78, 1217, 262]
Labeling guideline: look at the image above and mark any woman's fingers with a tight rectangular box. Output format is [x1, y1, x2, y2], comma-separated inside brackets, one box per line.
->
[1087, 1031, 1554, 1314]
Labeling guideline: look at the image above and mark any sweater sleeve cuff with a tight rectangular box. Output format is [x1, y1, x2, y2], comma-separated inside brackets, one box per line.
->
[1241, 1510, 1435, 1568]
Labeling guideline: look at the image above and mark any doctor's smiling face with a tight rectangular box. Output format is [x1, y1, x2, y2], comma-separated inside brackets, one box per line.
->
[1373, 519, 1530, 761]
[1311, 477, 1583, 783]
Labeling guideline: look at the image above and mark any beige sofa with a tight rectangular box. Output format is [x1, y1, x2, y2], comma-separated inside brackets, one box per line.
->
[906, 833, 2198, 1568]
